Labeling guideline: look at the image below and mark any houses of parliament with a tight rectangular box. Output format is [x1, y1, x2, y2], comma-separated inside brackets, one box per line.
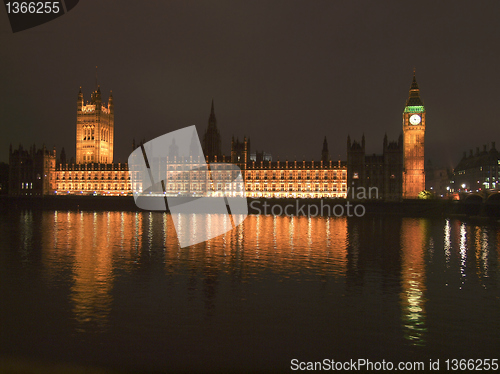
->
[8, 72, 426, 200]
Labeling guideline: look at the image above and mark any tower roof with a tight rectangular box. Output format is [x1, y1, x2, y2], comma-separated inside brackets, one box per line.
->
[406, 70, 423, 107]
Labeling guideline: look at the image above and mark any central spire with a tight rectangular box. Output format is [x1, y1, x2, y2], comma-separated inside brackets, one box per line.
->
[203, 99, 222, 161]
[208, 99, 217, 129]
[321, 136, 329, 162]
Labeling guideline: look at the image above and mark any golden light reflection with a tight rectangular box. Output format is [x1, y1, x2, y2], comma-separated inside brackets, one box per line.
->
[134, 212, 143, 255]
[481, 230, 489, 278]
[400, 218, 429, 346]
[161, 214, 348, 279]
[42, 211, 139, 331]
[147, 212, 154, 250]
[24, 212, 500, 349]
[71, 213, 113, 329]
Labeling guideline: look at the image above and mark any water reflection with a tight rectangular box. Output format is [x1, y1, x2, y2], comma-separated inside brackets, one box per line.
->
[474, 226, 490, 280]
[444, 219, 451, 266]
[70, 212, 113, 330]
[400, 218, 429, 346]
[2, 211, 499, 366]
[161, 215, 349, 315]
[459, 223, 467, 287]
[43, 212, 142, 331]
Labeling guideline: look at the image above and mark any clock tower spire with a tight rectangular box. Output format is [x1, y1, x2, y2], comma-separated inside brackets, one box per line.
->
[402, 69, 426, 198]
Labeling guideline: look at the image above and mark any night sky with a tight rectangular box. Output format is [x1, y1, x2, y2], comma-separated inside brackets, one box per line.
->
[1, 1, 499, 168]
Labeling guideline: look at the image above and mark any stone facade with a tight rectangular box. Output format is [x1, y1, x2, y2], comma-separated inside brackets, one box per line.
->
[451, 143, 500, 192]
[8, 144, 56, 196]
[10, 74, 427, 200]
[346, 134, 403, 201]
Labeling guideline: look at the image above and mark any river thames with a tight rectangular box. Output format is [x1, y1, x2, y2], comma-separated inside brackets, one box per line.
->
[0, 210, 499, 372]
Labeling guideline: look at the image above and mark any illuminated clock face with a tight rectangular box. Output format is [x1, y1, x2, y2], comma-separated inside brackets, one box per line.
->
[409, 114, 421, 125]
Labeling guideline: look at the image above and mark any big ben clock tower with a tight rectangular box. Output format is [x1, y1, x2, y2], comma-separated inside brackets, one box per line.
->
[403, 70, 425, 198]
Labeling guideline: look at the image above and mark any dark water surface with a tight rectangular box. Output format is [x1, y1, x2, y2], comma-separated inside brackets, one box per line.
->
[0, 211, 499, 372]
